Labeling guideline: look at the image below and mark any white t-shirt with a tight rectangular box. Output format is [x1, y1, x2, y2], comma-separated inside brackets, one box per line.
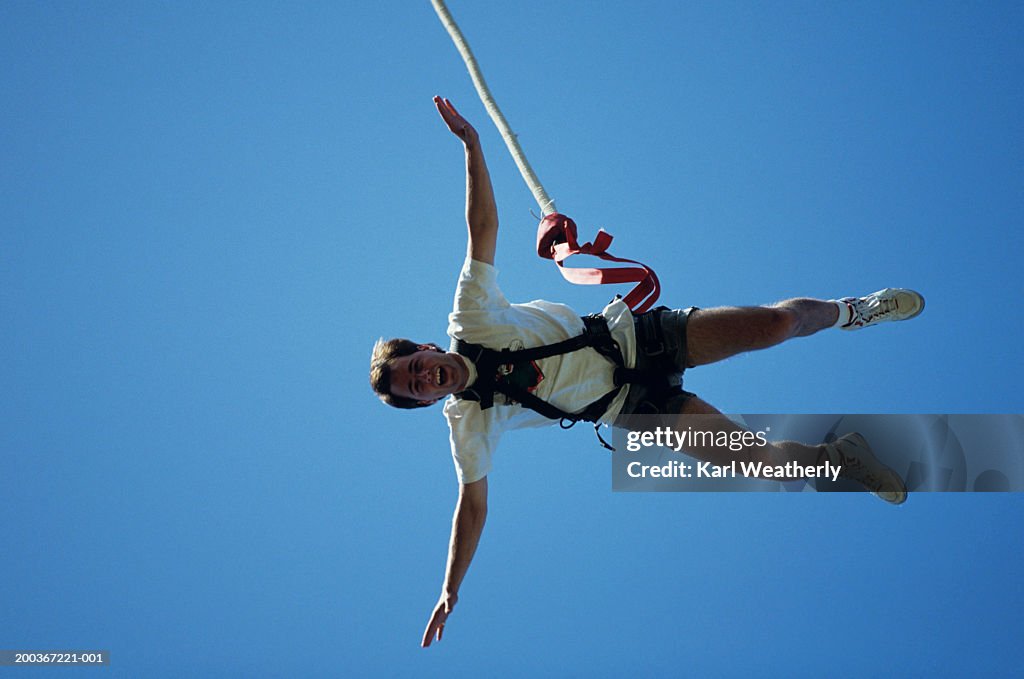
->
[444, 258, 637, 483]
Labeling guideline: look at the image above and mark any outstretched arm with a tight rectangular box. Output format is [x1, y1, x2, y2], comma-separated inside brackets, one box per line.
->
[435, 96, 498, 265]
[421, 476, 488, 647]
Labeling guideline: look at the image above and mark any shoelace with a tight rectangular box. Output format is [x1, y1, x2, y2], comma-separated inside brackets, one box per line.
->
[856, 295, 898, 324]
[843, 453, 896, 493]
[825, 439, 898, 494]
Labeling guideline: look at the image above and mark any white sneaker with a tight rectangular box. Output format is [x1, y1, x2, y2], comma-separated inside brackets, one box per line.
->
[824, 432, 908, 504]
[839, 288, 925, 330]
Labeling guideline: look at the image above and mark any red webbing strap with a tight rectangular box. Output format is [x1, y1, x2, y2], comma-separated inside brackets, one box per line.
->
[536, 213, 661, 313]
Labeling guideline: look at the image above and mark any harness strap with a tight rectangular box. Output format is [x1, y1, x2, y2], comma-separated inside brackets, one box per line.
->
[449, 338, 498, 409]
[580, 314, 624, 366]
[450, 312, 676, 450]
[450, 314, 624, 421]
[537, 213, 661, 313]
[490, 379, 619, 425]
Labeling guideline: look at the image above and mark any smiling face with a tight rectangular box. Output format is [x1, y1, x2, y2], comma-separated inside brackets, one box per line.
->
[387, 346, 471, 405]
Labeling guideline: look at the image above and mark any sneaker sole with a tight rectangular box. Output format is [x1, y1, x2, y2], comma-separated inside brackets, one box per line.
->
[900, 289, 926, 321]
[840, 432, 908, 505]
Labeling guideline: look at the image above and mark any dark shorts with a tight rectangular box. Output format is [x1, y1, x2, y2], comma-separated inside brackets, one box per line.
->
[615, 306, 699, 419]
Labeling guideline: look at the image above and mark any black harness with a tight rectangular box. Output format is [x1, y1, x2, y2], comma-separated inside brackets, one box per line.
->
[449, 311, 677, 449]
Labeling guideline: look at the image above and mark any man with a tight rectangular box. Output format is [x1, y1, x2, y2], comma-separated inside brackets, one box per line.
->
[369, 97, 924, 647]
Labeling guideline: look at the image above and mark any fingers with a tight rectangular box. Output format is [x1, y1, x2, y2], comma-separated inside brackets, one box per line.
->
[433, 100, 459, 135]
[432, 96, 477, 145]
[433, 95, 454, 116]
[433, 95, 457, 112]
[421, 619, 437, 647]
[433, 96, 463, 124]
[433, 95, 450, 121]
[421, 607, 447, 648]
[420, 620, 444, 647]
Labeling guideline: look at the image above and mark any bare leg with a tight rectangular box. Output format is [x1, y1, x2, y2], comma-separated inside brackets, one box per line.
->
[674, 396, 827, 477]
[686, 298, 839, 367]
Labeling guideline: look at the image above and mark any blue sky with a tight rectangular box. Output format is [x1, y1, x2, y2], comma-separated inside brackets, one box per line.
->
[1, 1, 1021, 676]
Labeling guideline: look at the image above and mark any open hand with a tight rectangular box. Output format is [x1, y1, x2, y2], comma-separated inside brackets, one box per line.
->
[434, 96, 479, 147]
[421, 592, 457, 647]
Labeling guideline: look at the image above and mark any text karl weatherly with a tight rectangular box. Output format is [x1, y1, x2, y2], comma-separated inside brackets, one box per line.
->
[626, 460, 842, 482]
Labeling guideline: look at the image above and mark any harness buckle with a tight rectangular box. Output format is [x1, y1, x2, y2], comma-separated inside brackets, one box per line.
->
[582, 314, 624, 366]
